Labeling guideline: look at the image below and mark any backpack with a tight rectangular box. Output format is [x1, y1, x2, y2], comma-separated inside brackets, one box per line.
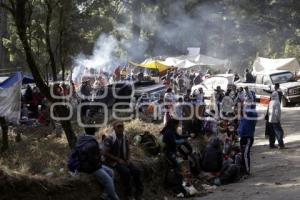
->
[139, 132, 160, 156]
[219, 161, 240, 184]
[188, 152, 202, 176]
[68, 135, 101, 174]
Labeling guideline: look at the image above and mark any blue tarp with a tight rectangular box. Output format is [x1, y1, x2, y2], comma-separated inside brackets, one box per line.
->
[22, 73, 35, 84]
[0, 72, 35, 86]
[0, 72, 22, 89]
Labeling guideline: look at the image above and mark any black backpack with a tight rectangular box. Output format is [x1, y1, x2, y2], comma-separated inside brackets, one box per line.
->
[68, 135, 101, 174]
[188, 152, 202, 176]
[140, 132, 160, 156]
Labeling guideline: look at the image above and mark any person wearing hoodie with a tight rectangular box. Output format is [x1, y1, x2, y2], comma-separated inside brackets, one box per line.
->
[238, 107, 257, 175]
[268, 91, 285, 149]
[201, 137, 223, 174]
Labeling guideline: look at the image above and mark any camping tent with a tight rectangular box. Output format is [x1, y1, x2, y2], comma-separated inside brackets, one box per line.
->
[252, 57, 300, 75]
[129, 59, 170, 72]
[0, 72, 22, 123]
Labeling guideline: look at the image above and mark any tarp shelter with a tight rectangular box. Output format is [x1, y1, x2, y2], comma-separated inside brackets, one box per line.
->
[252, 57, 300, 75]
[162, 54, 228, 69]
[129, 59, 170, 72]
[0, 72, 22, 123]
[22, 73, 35, 84]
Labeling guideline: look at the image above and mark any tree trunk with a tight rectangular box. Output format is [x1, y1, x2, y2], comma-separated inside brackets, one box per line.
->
[0, 117, 8, 151]
[54, 103, 77, 149]
[45, 1, 57, 81]
[60, 120, 76, 149]
[0, 0, 9, 71]
[7, 1, 77, 149]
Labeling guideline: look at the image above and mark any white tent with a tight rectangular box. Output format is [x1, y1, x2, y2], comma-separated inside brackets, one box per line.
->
[162, 54, 228, 69]
[252, 57, 300, 74]
[0, 72, 22, 123]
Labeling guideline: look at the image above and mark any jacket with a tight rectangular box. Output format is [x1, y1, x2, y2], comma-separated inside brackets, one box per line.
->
[268, 92, 281, 123]
[201, 138, 223, 173]
[238, 110, 257, 137]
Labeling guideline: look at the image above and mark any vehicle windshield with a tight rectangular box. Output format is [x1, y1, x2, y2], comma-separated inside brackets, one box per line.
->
[270, 72, 294, 84]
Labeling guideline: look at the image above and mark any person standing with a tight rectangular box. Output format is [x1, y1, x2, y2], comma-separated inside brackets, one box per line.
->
[212, 86, 224, 117]
[221, 90, 234, 117]
[238, 107, 257, 175]
[268, 91, 285, 149]
[274, 83, 283, 103]
[195, 88, 205, 104]
[103, 121, 143, 200]
[244, 69, 255, 83]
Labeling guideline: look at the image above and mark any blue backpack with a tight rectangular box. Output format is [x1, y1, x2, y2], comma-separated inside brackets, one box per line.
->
[68, 135, 101, 174]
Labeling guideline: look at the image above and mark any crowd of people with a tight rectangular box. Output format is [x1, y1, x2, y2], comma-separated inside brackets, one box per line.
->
[67, 69, 290, 200]
[16, 66, 287, 200]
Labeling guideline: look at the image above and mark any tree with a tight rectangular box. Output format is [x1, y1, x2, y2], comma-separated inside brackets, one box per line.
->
[0, 0, 77, 148]
[0, 0, 9, 71]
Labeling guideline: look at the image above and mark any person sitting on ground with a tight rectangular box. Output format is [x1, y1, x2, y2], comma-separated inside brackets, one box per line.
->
[31, 87, 44, 118]
[103, 121, 143, 200]
[68, 127, 119, 200]
[21, 103, 29, 120]
[38, 105, 50, 126]
[24, 85, 33, 103]
[201, 137, 223, 175]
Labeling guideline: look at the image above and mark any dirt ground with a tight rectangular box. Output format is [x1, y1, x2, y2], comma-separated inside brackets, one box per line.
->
[197, 106, 300, 200]
[1, 106, 300, 200]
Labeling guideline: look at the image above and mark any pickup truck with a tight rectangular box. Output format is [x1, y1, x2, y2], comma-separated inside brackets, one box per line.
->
[237, 70, 300, 107]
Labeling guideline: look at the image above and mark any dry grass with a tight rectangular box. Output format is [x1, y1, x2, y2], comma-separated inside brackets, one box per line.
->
[0, 120, 164, 178]
[0, 126, 70, 178]
[125, 119, 164, 137]
[0, 120, 209, 200]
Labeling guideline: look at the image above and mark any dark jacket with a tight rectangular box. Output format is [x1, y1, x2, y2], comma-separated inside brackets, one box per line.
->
[201, 138, 223, 173]
[103, 133, 130, 162]
[238, 110, 257, 138]
[76, 135, 102, 173]
[162, 128, 186, 154]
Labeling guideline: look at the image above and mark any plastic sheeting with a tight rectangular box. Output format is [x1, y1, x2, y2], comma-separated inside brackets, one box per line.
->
[162, 54, 227, 69]
[130, 54, 228, 71]
[129, 59, 170, 72]
[0, 72, 22, 123]
[252, 57, 300, 74]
